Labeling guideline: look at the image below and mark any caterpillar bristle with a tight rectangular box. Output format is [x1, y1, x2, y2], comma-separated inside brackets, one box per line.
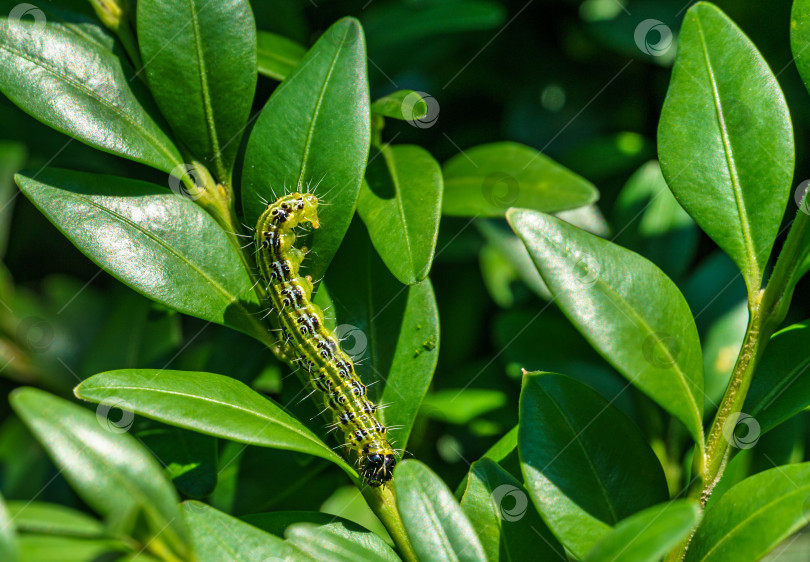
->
[254, 191, 398, 487]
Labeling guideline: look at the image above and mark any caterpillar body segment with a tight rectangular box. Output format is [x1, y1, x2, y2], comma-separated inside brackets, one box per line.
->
[255, 192, 397, 487]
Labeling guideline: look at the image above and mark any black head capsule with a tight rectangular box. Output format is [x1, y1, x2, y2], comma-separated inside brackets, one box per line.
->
[362, 453, 397, 487]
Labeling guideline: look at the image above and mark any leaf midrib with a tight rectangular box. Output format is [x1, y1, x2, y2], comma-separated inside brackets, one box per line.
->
[186, 0, 226, 180]
[296, 26, 349, 188]
[694, 15, 759, 286]
[526, 221, 703, 443]
[697, 484, 810, 561]
[79, 383, 333, 456]
[0, 43, 181, 170]
[66, 193, 260, 331]
[535, 383, 619, 524]
[381, 146, 417, 277]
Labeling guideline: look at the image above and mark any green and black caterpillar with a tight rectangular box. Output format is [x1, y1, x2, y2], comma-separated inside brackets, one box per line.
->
[254, 192, 397, 487]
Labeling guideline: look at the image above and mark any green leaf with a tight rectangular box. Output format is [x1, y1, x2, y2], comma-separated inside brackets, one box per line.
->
[315, 220, 439, 450]
[658, 2, 794, 295]
[15, 168, 269, 344]
[420, 389, 507, 425]
[242, 510, 382, 540]
[371, 90, 428, 121]
[744, 321, 810, 434]
[257, 30, 306, 81]
[0, 492, 16, 562]
[686, 462, 810, 561]
[519, 373, 669, 559]
[442, 142, 598, 218]
[702, 300, 748, 410]
[792, 0, 810, 99]
[0, 18, 182, 173]
[137, 0, 257, 180]
[613, 161, 697, 280]
[182, 501, 308, 561]
[584, 500, 701, 562]
[358, 144, 442, 284]
[243, 18, 370, 282]
[0, 141, 25, 258]
[6, 501, 104, 538]
[9, 388, 190, 559]
[508, 209, 705, 445]
[17, 536, 135, 562]
[135, 423, 218, 499]
[460, 458, 562, 562]
[74, 369, 356, 478]
[395, 460, 487, 562]
[285, 521, 400, 562]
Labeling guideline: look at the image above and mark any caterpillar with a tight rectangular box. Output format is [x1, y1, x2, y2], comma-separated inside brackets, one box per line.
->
[254, 192, 397, 487]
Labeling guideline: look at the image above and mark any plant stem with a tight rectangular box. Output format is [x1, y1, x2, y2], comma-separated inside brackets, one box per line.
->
[673, 209, 810, 560]
[361, 485, 418, 562]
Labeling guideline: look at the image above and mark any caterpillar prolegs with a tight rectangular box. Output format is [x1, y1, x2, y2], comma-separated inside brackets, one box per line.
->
[255, 193, 397, 487]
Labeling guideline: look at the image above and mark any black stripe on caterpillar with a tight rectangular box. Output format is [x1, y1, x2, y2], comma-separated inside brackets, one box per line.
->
[254, 192, 397, 487]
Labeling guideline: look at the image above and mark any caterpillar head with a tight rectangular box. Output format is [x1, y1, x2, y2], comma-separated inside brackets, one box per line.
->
[292, 192, 320, 229]
[362, 452, 397, 487]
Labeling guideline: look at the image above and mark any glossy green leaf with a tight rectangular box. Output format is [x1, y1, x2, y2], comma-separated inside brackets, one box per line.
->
[315, 220, 439, 450]
[371, 90, 428, 121]
[15, 168, 270, 345]
[17, 536, 135, 562]
[182, 501, 308, 561]
[257, 30, 306, 81]
[442, 142, 598, 217]
[744, 321, 810, 433]
[686, 462, 810, 561]
[584, 500, 701, 562]
[358, 144, 442, 284]
[137, 0, 257, 180]
[75, 369, 355, 477]
[286, 521, 399, 562]
[460, 458, 562, 562]
[0, 493, 16, 562]
[658, 2, 794, 294]
[6, 501, 104, 538]
[243, 18, 370, 282]
[613, 161, 697, 280]
[0, 141, 25, 258]
[0, 18, 182, 173]
[9, 388, 190, 559]
[508, 209, 705, 445]
[792, 0, 810, 99]
[395, 460, 487, 562]
[519, 373, 669, 559]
